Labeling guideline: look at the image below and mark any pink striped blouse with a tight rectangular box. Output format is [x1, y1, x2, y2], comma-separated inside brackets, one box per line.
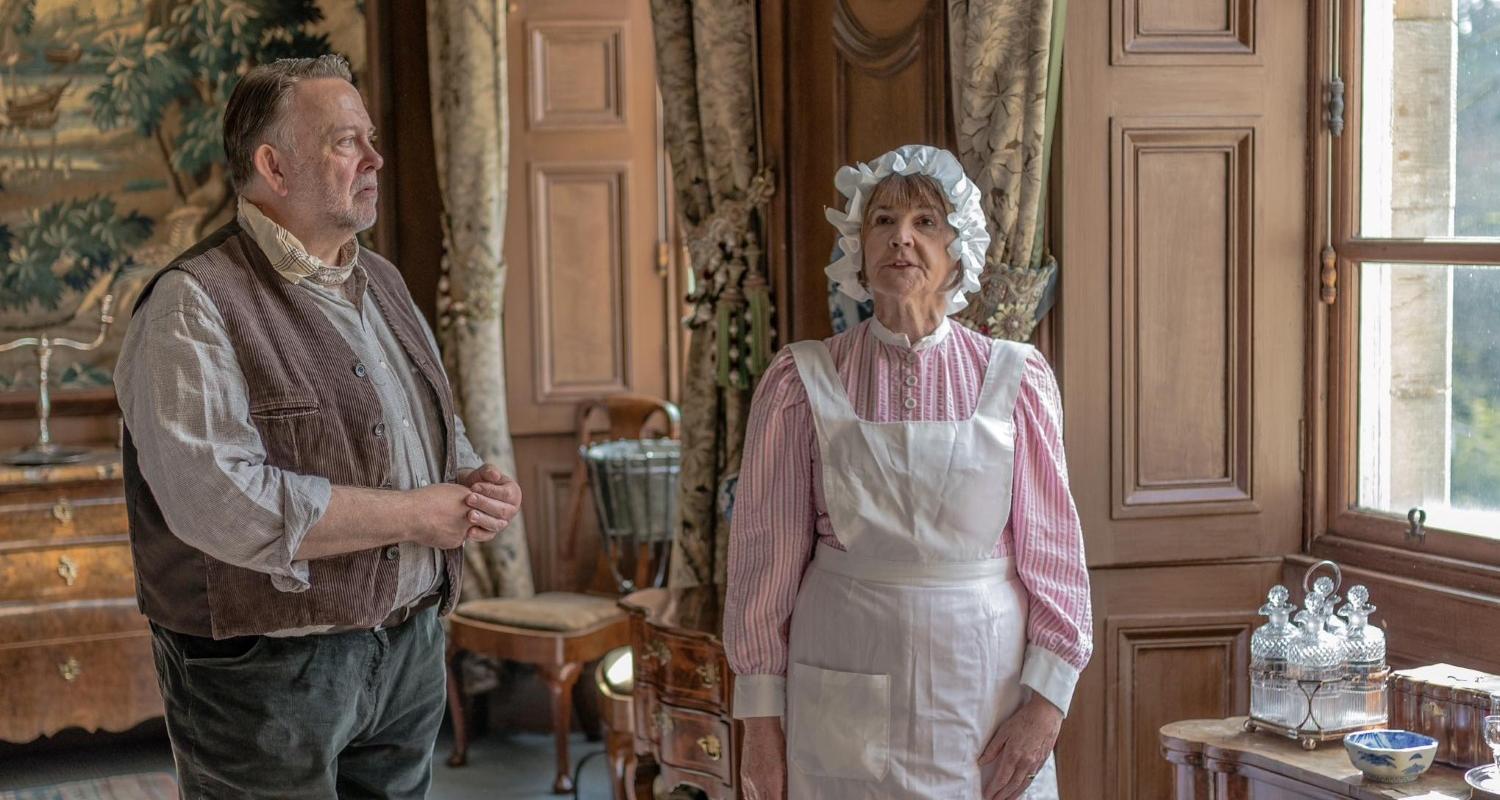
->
[724, 316, 1093, 719]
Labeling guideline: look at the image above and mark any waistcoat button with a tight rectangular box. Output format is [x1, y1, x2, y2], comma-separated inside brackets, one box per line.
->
[373, 422, 387, 438]
[903, 397, 917, 410]
[353, 363, 367, 378]
[383, 545, 399, 560]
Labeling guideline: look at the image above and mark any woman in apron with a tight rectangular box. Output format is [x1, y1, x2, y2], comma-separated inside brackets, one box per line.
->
[724, 145, 1093, 800]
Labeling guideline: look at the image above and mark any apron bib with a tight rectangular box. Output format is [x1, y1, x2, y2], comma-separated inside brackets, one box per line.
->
[783, 337, 1059, 799]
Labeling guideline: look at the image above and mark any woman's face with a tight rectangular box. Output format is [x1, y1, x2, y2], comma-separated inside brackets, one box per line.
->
[860, 203, 958, 309]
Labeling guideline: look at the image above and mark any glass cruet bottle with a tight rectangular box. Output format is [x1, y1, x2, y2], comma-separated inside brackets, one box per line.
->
[1289, 590, 1345, 732]
[1337, 585, 1387, 728]
[1250, 585, 1297, 728]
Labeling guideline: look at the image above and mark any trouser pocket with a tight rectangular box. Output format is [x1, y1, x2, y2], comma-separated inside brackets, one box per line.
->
[787, 662, 890, 781]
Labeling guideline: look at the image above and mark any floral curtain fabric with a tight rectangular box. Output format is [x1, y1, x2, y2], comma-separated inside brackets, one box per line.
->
[650, 0, 774, 588]
[427, 0, 534, 600]
[948, 0, 1067, 342]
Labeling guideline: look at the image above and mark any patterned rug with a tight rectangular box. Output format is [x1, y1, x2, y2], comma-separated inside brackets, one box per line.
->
[0, 773, 176, 800]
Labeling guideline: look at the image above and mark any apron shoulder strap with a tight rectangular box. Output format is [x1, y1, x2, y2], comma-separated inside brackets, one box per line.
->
[978, 340, 1035, 422]
[787, 340, 856, 426]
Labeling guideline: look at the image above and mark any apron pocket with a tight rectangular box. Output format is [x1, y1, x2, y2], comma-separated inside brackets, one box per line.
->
[787, 662, 891, 781]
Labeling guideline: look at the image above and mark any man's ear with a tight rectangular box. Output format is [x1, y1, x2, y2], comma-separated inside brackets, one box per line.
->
[253, 143, 290, 197]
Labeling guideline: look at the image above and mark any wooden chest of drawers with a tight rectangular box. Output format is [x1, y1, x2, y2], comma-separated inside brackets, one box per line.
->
[620, 587, 738, 800]
[0, 451, 162, 743]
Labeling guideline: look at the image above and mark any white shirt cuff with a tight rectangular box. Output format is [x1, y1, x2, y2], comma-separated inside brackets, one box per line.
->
[270, 475, 331, 593]
[1021, 644, 1081, 717]
[732, 673, 786, 718]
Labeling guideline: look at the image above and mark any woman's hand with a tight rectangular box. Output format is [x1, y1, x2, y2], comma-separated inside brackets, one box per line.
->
[740, 716, 787, 800]
[979, 694, 1062, 799]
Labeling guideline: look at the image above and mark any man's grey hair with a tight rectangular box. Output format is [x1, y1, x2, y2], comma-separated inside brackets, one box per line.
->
[223, 55, 354, 193]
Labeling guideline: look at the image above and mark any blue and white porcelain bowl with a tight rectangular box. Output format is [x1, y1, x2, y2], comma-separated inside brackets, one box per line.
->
[1343, 730, 1438, 784]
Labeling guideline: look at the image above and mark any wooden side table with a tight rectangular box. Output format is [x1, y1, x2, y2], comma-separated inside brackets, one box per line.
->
[1160, 717, 1472, 799]
[619, 587, 737, 800]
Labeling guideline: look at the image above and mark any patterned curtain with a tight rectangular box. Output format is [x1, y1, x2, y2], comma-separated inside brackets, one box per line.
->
[427, 0, 535, 600]
[651, 0, 775, 588]
[948, 0, 1068, 342]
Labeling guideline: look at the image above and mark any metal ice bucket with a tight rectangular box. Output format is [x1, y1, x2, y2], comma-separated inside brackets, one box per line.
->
[581, 438, 680, 591]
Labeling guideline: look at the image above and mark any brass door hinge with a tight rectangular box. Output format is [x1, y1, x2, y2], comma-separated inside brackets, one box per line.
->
[656, 241, 670, 278]
[1320, 246, 1338, 305]
[1326, 77, 1345, 137]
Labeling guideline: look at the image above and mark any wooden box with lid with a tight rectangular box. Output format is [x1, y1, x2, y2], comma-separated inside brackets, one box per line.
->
[1388, 662, 1500, 769]
[0, 450, 161, 743]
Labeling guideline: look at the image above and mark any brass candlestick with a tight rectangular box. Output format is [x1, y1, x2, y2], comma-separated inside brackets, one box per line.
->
[0, 294, 116, 465]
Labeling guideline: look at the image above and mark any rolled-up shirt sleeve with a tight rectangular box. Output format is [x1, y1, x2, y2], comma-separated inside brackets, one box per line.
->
[724, 349, 819, 719]
[115, 271, 332, 592]
[451, 416, 484, 475]
[1010, 351, 1093, 716]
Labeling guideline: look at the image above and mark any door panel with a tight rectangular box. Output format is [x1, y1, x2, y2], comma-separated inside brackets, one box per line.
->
[507, 0, 675, 592]
[1056, 0, 1306, 796]
[1058, 562, 1278, 800]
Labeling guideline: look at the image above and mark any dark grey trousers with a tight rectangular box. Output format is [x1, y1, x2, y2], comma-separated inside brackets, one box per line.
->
[149, 606, 446, 799]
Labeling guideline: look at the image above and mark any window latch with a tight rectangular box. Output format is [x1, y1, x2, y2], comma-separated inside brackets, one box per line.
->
[1406, 507, 1427, 543]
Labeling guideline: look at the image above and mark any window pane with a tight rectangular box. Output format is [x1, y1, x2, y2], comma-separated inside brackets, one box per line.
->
[1360, 0, 1500, 239]
[1359, 262, 1500, 536]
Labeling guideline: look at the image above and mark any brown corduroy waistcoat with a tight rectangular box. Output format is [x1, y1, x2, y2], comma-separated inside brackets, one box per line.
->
[124, 221, 463, 638]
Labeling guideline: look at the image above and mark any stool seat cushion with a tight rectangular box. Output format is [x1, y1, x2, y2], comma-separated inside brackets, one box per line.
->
[454, 592, 624, 632]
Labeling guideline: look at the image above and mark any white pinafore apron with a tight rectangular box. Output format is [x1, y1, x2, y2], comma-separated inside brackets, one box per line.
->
[783, 337, 1059, 799]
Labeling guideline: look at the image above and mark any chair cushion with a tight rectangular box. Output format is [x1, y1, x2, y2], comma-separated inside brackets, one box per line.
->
[454, 592, 624, 632]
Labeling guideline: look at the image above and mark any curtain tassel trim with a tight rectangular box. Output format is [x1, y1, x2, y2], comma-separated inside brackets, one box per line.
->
[680, 169, 777, 391]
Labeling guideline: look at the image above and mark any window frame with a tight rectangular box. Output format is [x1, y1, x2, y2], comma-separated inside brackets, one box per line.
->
[1313, 0, 1500, 577]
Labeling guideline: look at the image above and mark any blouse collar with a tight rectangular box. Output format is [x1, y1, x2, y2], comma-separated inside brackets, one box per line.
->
[867, 315, 952, 352]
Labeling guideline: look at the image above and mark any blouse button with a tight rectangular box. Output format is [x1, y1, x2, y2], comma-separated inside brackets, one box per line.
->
[904, 375, 918, 387]
[903, 397, 917, 410]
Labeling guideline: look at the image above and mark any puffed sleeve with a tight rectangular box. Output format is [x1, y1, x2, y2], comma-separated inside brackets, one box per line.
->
[1010, 350, 1093, 716]
[723, 348, 819, 719]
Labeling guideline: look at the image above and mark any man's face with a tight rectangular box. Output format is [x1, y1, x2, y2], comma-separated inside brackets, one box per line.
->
[279, 78, 383, 237]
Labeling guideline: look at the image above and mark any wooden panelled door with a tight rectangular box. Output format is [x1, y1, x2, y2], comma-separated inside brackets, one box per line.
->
[505, 0, 679, 594]
[1054, 0, 1306, 798]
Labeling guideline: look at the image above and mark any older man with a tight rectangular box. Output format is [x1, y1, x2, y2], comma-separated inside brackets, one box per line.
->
[116, 55, 519, 799]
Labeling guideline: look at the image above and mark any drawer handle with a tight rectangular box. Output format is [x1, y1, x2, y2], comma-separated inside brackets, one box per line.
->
[52, 499, 74, 524]
[58, 657, 81, 682]
[57, 555, 79, 587]
[653, 706, 673, 735]
[697, 734, 722, 762]
[696, 661, 720, 689]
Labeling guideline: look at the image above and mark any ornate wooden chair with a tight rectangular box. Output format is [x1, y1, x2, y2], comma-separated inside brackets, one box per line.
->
[445, 394, 679, 794]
